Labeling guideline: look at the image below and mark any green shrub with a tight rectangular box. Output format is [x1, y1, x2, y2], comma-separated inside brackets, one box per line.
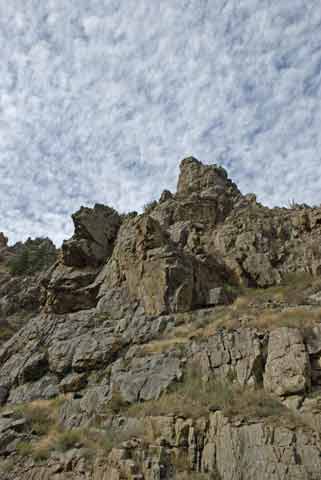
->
[143, 200, 158, 214]
[7, 237, 57, 276]
[16, 441, 33, 457]
[55, 429, 83, 452]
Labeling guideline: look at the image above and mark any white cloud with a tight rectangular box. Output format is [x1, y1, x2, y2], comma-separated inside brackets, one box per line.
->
[0, 0, 321, 245]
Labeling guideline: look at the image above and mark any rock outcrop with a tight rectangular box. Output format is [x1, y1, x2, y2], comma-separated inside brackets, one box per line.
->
[2, 157, 321, 479]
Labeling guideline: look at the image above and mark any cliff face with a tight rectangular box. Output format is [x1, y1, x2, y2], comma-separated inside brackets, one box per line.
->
[1, 158, 321, 479]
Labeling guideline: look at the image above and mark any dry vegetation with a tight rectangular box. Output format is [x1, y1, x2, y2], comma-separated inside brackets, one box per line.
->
[125, 369, 286, 422]
[13, 396, 144, 463]
[153, 273, 321, 344]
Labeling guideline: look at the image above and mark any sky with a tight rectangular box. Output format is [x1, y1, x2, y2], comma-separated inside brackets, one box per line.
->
[1, 0, 321, 245]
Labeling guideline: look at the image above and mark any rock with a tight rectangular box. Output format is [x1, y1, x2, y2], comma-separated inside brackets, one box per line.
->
[305, 325, 321, 355]
[0, 385, 9, 405]
[59, 373, 87, 393]
[264, 328, 311, 396]
[18, 351, 48, 383]
[72, 334, 123, 372]
[159, 190, 173, 203]
[0, 232, 8, 249]
[206, 286, 235, 306]
[191, 328, 266, 386]
[110, 353, 182, 403]
[202, 411, 321, 480]
[45, 264, 100, 313]
[62, 203, 122, 268]
[177, 157, 239, 200]
[242, 253, 281, 287]
[98, 214, 230, 315]
[8, 374, 59, 403]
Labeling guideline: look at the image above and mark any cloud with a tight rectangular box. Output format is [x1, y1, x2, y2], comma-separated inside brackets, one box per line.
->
[1, 0, 321, 245]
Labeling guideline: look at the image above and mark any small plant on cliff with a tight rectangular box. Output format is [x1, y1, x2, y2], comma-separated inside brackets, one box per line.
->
[143, 200, 158, 214]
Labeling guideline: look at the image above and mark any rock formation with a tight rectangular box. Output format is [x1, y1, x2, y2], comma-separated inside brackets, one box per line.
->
[1, 157, 321, 479]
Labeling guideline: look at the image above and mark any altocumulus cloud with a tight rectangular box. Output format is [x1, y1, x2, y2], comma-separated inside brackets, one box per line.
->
[1, 0, 321, 245]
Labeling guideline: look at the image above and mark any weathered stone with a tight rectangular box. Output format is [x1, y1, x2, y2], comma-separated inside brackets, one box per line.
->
[206, 286, 235, 306]
[62, 204, 122, 268]
[177, 157, 240, 201]
[45, 264, 100, 313]
[110, 353, 182, 403]
[191, 328, 265, 386]
[159, 190, 173, 203]
[264, 328, 311, 396]
[202, 411, 321, 480]
[72, 334, 123, 372]
[98, 214, 229, 315]
[8, 374, 59, 403]
[59, 373, 87, 393]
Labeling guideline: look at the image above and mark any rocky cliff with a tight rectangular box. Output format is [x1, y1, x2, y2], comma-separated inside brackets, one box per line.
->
[1, 157, 321, 479]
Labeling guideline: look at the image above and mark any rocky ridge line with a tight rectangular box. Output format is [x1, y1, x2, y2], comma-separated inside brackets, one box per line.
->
[1, 157, 321, 479]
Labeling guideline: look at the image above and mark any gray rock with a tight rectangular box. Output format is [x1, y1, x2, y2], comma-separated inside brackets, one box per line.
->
[59, 373, 87, 393]
[8, 374, 59, 404]
[110, 353, 182, 403]
[206, 287, 235, 306]
[203, 411, 321, 480]
[191, 328, 266, 386]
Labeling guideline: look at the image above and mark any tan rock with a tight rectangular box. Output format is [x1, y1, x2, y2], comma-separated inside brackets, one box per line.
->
[264, 327, 311, 396]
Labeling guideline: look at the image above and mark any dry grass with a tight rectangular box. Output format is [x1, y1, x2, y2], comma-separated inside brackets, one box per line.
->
[125, 370, 285, 423]
[140, 337, 189, 355]
[182, 273, 321, 336]
[14, 397, 65, 435]
[14, 394, 145, 462]
[176, 472, 216, 480]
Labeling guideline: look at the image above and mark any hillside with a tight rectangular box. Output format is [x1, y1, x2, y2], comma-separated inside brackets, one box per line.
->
[1, 157, 321, 479]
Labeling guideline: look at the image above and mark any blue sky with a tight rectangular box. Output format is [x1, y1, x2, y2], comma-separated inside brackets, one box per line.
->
[1, 0, 321, 245]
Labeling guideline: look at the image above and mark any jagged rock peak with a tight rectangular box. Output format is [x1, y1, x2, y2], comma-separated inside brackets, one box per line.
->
[61, 203, 122, 268]
[177, 156, 241, 198]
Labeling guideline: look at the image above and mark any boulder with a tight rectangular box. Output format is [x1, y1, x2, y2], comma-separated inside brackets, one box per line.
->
[62, 203, 122, 268]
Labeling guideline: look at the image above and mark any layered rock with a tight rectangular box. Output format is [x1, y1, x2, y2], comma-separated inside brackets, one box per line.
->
[45, 204, 122, 314]
[62, 204, 122, 268]
[97, 214, 231, 315]
[2, 157, 321, 479]
[264, 328, 311, 396]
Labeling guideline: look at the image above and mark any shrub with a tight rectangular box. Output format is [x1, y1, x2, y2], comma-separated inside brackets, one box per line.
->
[16, 441, 33, 457]
[143, 200, 158, 214]
[55, 429, 83, 452]
[7, 237, 57, 276]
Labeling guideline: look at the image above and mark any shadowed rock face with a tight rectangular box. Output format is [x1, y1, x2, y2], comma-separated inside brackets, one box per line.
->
[62, 203, 122, 268]
[0, 233, 8, 249]
[44, 204, 122, 314]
